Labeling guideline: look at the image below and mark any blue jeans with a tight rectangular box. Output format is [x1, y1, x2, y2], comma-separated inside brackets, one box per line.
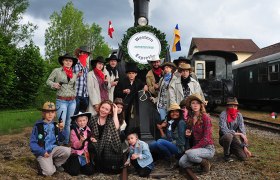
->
[56, 99, 76, 144]
[158, 108, 167, 121]
[179, 145, 215, 168]
[149, 139, 178, 158]
[74, 96, 89, 115]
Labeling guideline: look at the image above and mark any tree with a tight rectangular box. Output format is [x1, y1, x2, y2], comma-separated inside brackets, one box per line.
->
[0, 0, 37, 43]
[45, 2, 110, 63]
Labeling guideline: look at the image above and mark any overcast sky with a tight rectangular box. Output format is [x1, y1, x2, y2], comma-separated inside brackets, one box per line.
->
[23, 0, 280, 59]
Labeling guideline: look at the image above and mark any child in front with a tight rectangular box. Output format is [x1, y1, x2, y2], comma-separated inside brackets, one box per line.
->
[125, 131, 154, 177]
[64, 112, 96, 176]
[30, 101, 71, 176]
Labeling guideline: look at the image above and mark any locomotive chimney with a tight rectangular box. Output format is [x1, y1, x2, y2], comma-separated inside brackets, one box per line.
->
[133, 0, 150, 27]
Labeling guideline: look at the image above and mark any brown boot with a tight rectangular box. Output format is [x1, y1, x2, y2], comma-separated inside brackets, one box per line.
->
[200, 158, 211, 173]
[186, 168, 198, 180]
[120, 167, 128, 180]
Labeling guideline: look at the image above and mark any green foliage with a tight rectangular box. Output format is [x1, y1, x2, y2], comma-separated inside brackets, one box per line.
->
[121, 25, 168, 70]
[0, 0, 37, 43]
[0, 109, 41, 135]
[45, 2, 110, 63]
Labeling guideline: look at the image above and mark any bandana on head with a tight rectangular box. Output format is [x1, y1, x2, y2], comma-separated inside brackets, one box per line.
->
[79, 54, 88, 67]
[63, 66, 73, 79]
[226, 108, 239, 123]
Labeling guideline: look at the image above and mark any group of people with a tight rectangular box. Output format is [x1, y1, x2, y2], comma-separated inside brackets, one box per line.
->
[29, 46, 252, 179]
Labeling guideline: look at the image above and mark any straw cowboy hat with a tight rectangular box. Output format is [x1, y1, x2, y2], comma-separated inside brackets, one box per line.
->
[178, 63, 193, 72]
[105, 54, 121, 62]
[70, 111, 92, 121]
[173, 56, 191, 66]
[58, 53, 78, 67]
[39, 101, 58, 112]
[168, 103, 182, 112]
[186, 93, 207, 108]
[147, 54, 163, 64]
[74, 46, 91, 57]
[226, 97, 239, 105]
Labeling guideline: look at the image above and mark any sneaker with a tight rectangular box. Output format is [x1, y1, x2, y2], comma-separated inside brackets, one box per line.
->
[56, 166, 64, 172]
[224, 156, 234, 162]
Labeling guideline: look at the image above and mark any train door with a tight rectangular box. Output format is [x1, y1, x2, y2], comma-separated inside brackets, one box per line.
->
[205, 61, 216, 79]
[195, 61, 205, 79]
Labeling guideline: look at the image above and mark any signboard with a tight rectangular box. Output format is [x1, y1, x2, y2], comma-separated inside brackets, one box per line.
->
[127, 31, 161, 64]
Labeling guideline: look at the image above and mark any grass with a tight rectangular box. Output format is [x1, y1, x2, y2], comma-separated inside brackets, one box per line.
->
[0, 109, 41, 135]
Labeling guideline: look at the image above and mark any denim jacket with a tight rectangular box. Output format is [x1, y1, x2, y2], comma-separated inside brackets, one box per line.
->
[127, 140, 154, 169]
[166, 119, 187, 154]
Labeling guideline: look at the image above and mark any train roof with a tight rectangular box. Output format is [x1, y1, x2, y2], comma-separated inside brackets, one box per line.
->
[192, 50, 238, 62]
[232, 52, 280, 70]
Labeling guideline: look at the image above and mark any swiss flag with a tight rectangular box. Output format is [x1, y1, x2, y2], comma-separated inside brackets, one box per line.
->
[108, 20, 114, 38]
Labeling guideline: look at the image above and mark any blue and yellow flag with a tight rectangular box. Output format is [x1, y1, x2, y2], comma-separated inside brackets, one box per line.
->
[172, 24, 181, 52]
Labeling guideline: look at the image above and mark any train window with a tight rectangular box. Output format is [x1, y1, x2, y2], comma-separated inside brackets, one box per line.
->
[268, 64, 279, 81]
[258, 67, 268, 82]
[195, 61, 205, 79]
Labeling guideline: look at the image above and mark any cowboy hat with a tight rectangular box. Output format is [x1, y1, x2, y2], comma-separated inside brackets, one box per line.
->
[161, 62, 177, 70]
[90, 56, 105, 68]
[105, 54, 121, 62]
[125, 63, 138, 73]
[226, 97, 239, 105]
[38, 101, 58, 112]
[186, 93, 207, 108]
[178, 63, 193, 72]
[74, 46, 91, 57]
[70, 111, 92, 121]
[173, 56, 191, 66]
[114, 98, 124, 106]
[147, 54, 163, 63]
[168, 103, 182, 112]
[58, 53, 78, 67]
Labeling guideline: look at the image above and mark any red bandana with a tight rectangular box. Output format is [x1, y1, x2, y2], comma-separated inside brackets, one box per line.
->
[94, 68, 105, 80]
[79, 54, 88, 67]
[226, 108, 239, 123]
[152, 67, 162, 77]
[63, 66, 73, 79]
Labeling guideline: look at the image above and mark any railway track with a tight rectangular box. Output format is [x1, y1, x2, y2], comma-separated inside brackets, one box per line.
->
[211, 112, 280, 134]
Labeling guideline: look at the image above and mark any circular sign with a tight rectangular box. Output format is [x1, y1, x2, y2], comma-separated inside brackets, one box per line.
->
[127, 31, 161, 64]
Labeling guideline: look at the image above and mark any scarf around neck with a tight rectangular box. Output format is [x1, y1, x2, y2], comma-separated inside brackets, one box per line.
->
[63, 66, 73, 79]
[164, 72, 172, 83]
[226, 108, 239, 123]
[181, 76, 191, 88]
[94, 68, 105, 80]
[79, 54, 88, 67]
[106, 64, 117, 77]
[152, 67, 163, 77]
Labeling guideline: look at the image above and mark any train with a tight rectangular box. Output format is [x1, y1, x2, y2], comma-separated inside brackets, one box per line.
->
[232, 52, 280, 107]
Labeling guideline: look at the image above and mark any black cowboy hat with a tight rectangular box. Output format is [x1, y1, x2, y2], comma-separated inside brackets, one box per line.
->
[74, 46, 91, 57]
[173, 56, 191, 66]
[58, 53, 78, 67]
[70, 111, 92, 121]
[125, 63, 138, 73]
[90, 56, 106, 68]
[106, 54, 121, 62]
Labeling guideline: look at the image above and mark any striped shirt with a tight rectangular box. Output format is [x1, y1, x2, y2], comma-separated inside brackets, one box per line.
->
[73, 62, 89, 97]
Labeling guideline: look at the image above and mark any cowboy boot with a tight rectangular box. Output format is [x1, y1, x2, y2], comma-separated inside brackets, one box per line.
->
[200, 158, 211, 173]
[120, 167, 128, 180]
[186, 168, 198, 180]
[165, 155, 177, 170]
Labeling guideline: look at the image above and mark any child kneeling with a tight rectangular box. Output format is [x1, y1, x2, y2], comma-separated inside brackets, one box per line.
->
[125, 132, 154, 177]
[30, 101, 71, 176]
[64, 112, 96, 176]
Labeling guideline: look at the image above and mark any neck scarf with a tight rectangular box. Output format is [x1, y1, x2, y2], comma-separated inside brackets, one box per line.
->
[79, 54, 88, 67]
[63, 66, 73, 79]
[164, 72, 172, 83]
[106, 64, 117, 77]
[152, 67, 162, 77]
[181, 76, 191, 88]
[94, 68, 105, 80]
[226, 108, 239, 123]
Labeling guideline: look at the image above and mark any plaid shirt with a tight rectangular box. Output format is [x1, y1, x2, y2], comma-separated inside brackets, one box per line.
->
[73, 62, 89, 97]
[191, 113, 214, 149]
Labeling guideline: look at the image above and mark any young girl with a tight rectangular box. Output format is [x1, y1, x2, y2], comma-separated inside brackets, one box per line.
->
[64, 112, 96, 176]
[179, 94, 215, 179]
[125, 132, 154, 177]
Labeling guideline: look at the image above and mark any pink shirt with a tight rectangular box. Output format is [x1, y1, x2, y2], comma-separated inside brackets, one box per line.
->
[70, 126, 91, 155]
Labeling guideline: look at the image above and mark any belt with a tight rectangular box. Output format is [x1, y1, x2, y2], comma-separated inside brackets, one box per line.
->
[57, 96, 76, 101]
